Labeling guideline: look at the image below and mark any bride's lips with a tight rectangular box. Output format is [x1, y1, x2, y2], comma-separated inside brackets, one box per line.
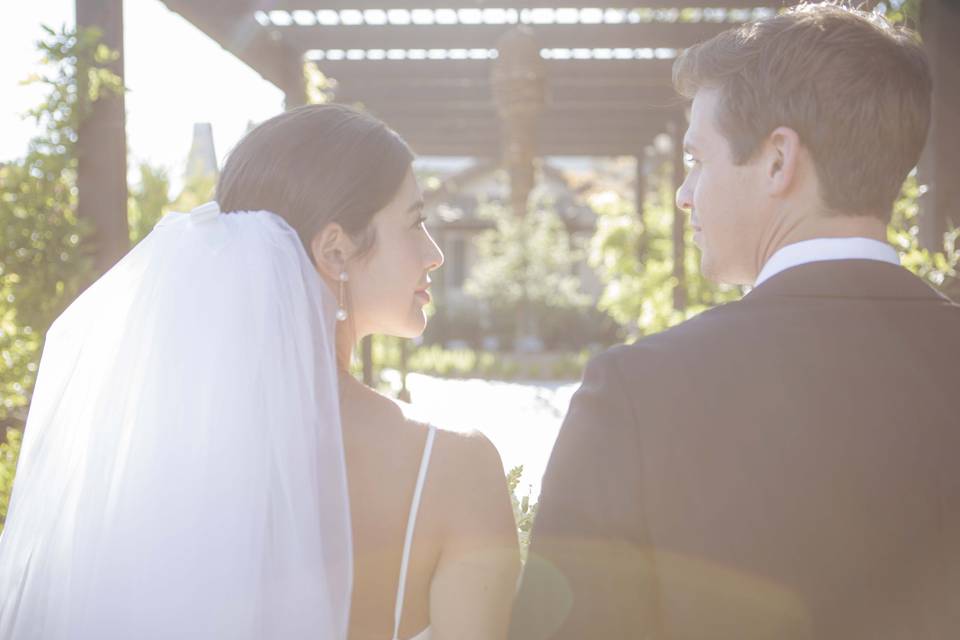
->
[414, 287, 431, 304]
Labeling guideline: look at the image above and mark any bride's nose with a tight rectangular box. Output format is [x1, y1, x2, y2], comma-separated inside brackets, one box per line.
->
[424, 235, 444, 272]
[423, 233, 443, 272]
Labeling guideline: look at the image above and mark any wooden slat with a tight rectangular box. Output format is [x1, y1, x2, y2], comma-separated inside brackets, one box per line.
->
[313, 58, 676, 83]
[279, 20, 737, 51]
[349, 99, 680, 121]
[388, 117, 666, 135]
[334, 82, 681, 108]
[266, 1, 780, 10]
[408, 134, 658, 156]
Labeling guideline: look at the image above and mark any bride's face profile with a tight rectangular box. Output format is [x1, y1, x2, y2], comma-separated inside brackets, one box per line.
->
[313, 168, 444, 340]
[215, 103, 438, 344]
[346, 169, 444, 339]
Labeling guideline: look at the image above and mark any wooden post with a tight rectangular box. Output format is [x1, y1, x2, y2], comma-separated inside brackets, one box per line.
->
[669, 116, 687, 312]
[635, 151, 648, 262]
[283, 61, 307, 110]
[919, 0, 960, 248]
[76, 0, 129, 275]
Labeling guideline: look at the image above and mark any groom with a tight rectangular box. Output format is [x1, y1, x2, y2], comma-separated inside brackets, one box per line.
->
[511, 5, 959, 640]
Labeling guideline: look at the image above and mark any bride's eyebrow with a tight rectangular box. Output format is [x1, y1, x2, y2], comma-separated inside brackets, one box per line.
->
[406, 199, 425, 215]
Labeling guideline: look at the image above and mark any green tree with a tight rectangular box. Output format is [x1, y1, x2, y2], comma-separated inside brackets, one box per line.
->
[589, 160, 739, 340]
[507, 465, 537, 562]
[591, 162, 958, 344]
[128, 162, 172, 244]
[888, 173, 959, 297]
[0, 429, 22, 527]
[1, 25, 123, 530]
[1, 25, 122, 430]
[465, 200, 592, 349]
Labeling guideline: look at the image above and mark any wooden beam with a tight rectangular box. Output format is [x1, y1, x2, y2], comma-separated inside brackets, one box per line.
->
[334, 80, 680, 107]
[313, 58, 676, 84]
[159, 0, 305, 102]
[398, 125, 664, 143]
[401, 124, 661, 156]
[410, 138, 658, 157]
[279, 20, 738, 52]
[669, 113, 686, 311]
[919, 0, 960, 248]
[636, 151, 648, 259]
[76, 0, 130, 275]
[356, 100, 678, 119]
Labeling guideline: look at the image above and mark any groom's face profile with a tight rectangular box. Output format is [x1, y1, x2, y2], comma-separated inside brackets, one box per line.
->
[676, 88, 768, 285]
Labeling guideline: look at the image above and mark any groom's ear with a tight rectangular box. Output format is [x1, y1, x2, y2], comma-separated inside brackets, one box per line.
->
[310, 222, 354, 280]
[764, 126, 801, 197]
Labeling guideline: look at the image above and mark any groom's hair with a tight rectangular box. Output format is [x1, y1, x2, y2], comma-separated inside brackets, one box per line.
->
[672, 2, 932, 221]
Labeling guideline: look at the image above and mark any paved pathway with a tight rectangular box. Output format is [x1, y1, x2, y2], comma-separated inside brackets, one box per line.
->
[394, 372, 581, 501]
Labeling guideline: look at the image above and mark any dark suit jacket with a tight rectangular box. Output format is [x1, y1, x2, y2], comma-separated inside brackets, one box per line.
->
[510, 261, 960, 640]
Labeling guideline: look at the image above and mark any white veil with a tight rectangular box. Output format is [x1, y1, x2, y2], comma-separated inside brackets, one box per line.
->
[0, 202, 352, 639]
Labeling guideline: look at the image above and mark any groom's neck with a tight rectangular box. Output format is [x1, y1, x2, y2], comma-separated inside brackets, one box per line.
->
[754, 207, 889, 278]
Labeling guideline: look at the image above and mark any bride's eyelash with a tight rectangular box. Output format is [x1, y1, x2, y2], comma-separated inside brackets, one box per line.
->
[413, 215, 427, 229]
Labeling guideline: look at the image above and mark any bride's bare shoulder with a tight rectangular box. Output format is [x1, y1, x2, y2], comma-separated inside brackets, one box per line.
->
[430, 426, 504, 486]
[402, 418, 512, 528]
[340, 374, 505, 489]
[392, 402, 502, 480]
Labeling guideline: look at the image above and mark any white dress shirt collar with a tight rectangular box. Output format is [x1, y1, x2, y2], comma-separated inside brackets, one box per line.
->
[754, 237, 900, 287]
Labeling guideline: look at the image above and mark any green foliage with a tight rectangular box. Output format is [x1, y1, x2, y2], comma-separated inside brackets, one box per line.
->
[128, 162, 172, 244]
[128, 164, 219, 246]
[304, 62, 337, 105]
[883, 0, 923, 27]
[468, 205, 588, 310]
[1, 25, 124, 528]
[0, 429, 23, 533]
[507, 465, 537, 562]
[1, 26, 123, 430]
[465, 201, 592, 348]
[888, 173, 959, 297]
[366, 337, 592, 382]
[589, 160, 739, 340]
[170, 173, 217, 214]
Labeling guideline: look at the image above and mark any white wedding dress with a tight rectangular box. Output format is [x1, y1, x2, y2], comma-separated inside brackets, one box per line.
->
[0, 202, 352, 639]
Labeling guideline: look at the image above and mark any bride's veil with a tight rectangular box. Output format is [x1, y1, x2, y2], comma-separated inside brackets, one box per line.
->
[0, 201, 352, 639]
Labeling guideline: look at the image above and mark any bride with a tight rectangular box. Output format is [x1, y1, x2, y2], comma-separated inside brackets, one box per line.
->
[0, 104, 520, 639]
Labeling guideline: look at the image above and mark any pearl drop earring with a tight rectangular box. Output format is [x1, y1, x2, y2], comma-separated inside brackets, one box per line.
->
[336, 271, 349, 322]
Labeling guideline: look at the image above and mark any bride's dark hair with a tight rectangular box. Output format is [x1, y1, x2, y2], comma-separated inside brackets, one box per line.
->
[216, 103, 414, 258]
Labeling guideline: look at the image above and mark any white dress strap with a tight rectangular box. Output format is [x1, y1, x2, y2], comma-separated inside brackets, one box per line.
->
[392, 425, 437, 640]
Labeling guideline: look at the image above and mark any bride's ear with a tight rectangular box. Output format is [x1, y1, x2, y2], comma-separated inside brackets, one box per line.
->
[311, 222, 353, 280]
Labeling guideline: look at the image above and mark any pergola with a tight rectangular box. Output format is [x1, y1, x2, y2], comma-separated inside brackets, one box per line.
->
[78, 0, 959, 283]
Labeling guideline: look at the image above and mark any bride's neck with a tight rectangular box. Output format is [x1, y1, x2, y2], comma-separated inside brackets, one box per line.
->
[335, 322, 357, 371]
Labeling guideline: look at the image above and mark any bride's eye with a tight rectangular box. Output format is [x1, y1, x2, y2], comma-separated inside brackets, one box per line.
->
[413, 216, 428, 230]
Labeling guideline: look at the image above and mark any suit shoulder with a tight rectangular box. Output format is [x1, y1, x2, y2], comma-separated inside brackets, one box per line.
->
[599, 301, 746, 366]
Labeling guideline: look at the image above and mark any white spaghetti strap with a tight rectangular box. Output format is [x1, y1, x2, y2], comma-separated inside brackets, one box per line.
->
[392, 425, 437, 640]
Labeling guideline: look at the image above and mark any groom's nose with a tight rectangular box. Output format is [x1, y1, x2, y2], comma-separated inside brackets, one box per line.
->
[676, 181, 693, 212]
